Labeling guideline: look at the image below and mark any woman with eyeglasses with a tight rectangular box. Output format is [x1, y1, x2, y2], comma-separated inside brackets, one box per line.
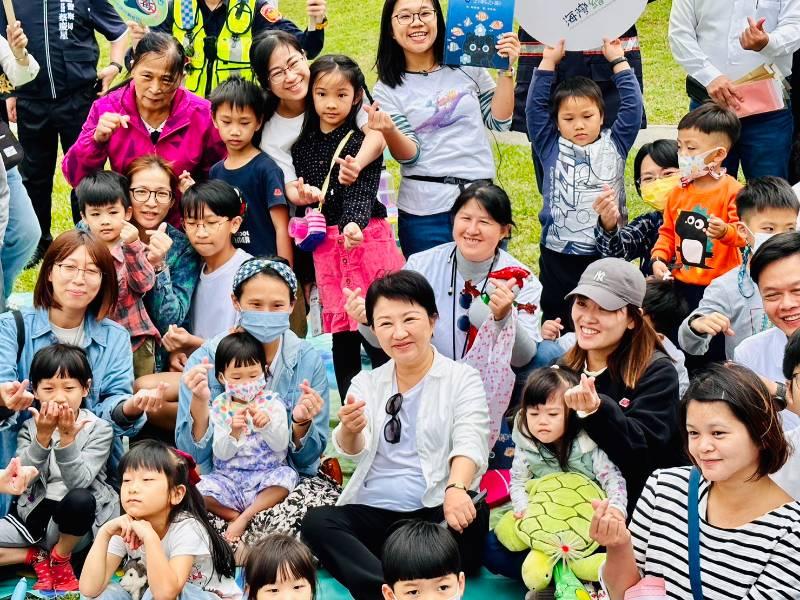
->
[302, 270, 490, 600]
[370, 0, 520, 257]
[594, 139, 679, 275]
[62, 32, 226, 228]
[0, 230, 170, 516]
[250, 31, 386, 337]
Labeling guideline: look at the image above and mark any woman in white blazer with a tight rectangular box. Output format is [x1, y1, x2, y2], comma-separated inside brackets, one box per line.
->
[302, 270, 490, 600]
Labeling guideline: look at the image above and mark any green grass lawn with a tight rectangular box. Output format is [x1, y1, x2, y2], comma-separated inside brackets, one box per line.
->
[16, 0, 682, 291]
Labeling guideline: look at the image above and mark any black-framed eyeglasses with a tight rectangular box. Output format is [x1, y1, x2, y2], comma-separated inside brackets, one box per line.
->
[384, 392, 403, 444]
[130, 187, 173, 205]
[392, 9, 436, 25]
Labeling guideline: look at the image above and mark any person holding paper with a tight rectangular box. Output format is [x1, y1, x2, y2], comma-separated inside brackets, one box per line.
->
[669, 0, 800, 180]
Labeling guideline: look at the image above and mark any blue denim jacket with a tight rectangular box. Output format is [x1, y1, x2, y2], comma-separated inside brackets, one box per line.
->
[0, 307, 143, 515]
[176, 329, 329, 477]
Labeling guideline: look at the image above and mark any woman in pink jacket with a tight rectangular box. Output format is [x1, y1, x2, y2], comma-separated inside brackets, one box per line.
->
[62, 32, 225, 227]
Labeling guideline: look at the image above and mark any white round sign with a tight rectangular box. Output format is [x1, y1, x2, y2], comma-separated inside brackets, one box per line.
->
[515, 0, 648, 52]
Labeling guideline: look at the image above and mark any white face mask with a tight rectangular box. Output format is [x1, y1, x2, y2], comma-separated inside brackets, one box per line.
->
[752, 232, 774, 253]
[678, 147, 724, 184]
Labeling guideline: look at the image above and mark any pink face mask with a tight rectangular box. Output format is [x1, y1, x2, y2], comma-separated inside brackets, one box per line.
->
[224, 375, 267, 405]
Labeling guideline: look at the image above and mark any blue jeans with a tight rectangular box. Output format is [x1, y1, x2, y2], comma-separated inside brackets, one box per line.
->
[2, 166, 39, 300]
[689, 99, 793, 180]
[82, 582, 223, 600]
[398, 209, 453, 258]
[483, 530, 525, 582]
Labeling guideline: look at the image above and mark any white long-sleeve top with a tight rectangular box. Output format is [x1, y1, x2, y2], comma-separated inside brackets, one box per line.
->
[669, 0, 800, 86]
[0, 36, 39, 88]
[210, 394, 289, 461]
[333, 346, 489, 508]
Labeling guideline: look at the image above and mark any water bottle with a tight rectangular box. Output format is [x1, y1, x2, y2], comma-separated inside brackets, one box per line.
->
[10, 577, 26, 600]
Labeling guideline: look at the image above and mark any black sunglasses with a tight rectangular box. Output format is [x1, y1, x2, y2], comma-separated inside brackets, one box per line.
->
[384, 392, 403, 444]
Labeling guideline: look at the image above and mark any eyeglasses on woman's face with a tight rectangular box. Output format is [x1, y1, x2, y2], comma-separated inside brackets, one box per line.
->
[392, 8, 436, 25]
[130, 187, 173, 205]
[268, 55, 306, 84]
[54, 263, 103, 284]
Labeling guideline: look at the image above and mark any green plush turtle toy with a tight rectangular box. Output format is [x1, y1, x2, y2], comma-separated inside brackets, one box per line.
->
[494, 472, 606, 595]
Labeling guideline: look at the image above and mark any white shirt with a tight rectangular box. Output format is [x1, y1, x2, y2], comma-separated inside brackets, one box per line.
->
[333, 347, 489, 507]
[191, 249, 251, 340]
[669, 0, 800, 86]
[352, 379, 427, 511]
[773, 427, 800, 499]
[0, 37, 39, 88]
[734, 326, 800, 430]
[108, 515, 240, 599]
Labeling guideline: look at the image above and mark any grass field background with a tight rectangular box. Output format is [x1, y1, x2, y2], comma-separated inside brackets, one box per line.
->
[14, 0, 682, 292]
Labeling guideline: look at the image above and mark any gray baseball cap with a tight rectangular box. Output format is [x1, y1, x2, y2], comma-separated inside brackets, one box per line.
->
[565, 258, 646, 310]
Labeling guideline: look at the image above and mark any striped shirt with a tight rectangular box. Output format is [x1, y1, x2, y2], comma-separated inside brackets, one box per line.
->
[630, 467, 800, 599]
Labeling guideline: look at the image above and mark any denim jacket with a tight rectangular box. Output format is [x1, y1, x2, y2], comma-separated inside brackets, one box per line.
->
[176, 329, 329, 477]
[0, 307, 141, 515]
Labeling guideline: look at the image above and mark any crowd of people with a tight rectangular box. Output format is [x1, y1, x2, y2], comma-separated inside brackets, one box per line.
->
[0, 0, 796, 599]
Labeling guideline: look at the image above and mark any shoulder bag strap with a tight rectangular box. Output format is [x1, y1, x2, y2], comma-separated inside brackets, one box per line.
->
[687, 466, 704, 600]
[318, 130, 355, 206]
[11, 310, 23, 365]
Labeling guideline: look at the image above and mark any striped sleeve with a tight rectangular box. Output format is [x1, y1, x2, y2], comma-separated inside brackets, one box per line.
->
[373, 81, 421, 166]
[471, 67, 510, 132]
[388, 113, 421, 165]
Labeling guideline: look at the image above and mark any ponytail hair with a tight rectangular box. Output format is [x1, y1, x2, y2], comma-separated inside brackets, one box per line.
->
[119, 441, 235, 579]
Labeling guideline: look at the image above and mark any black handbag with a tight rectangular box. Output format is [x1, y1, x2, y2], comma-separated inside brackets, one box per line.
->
[0, 120, 23, 170]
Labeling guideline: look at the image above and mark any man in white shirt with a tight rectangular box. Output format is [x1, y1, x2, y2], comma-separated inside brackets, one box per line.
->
[734, 232, 800, 429]
[669, 0, 800, 179]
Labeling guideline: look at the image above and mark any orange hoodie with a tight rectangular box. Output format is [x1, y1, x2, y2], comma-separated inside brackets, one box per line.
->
[651, 175, 744, 286]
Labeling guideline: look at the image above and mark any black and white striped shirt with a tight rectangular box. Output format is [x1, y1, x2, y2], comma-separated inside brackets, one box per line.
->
[630, 467, 800, 599]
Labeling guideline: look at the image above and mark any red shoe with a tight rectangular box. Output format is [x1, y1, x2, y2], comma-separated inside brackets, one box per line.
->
[49, 550, 79, 592]
[26, 548, 53, 591]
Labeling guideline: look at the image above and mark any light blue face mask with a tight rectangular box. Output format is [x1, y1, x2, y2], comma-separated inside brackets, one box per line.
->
[239, 310, 290, 343]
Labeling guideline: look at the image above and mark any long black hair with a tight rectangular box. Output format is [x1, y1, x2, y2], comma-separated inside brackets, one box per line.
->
[375, 0, 446, 88]
[250, 31, 304, 122]
[297, 54, 365, 143]
[119, 441, 235, 579]
[517, 367, 581, 472]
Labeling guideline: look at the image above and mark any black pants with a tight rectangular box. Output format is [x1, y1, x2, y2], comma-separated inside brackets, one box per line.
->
[302, 497, 489, 600]
[331, 331, 389, 401]
[16, 87, 94, 241]
[19, 488, 96, 540]
[538, 245, 599, 331]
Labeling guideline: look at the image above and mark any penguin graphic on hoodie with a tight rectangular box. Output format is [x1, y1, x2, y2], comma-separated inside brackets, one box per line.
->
[675, 209, 713, 269]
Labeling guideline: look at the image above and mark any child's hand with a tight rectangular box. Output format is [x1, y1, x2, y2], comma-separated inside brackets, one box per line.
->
[294, 177, 324, 206]
[104, 515, 144, 550]
[55, 404, 90, 447]
[336, 155, 362, 186]
[540, 39, 565, 69]
[230, 411, 248, 439]
[343, 222, 363, 250]
[145, 222, 173, 270]
[564, 373, 601, 414]
[363, 102, 396, 134]
[592, 185, 619, 232]
[651, 259, 672, 281]
[487, 278, 517, 321]
[541, 318, 563, 341]
[29, 401, 60, 445]
[0, 457, 37, 496]
[706, 214, 728, 239]
[121, 221, 140, 245]
[127, 518, 157, 545]
[495, 32, 520, 66]
[178, 171, 196, 194]
[689, 312, 735, 338]
[183, 359, 213, 404]
[250, 408, 270, 429]
[0, 380, 34, 412]
[513, 510, 525, 520]
[338, 394, 367, 435]
[162, 324, 192, 352]
[293, 379, 325, 424]
[602, 37, 625, 63]
[589, 499, 631, 549]
[343, 286, 368, 325]
[93, 112, 130, 143]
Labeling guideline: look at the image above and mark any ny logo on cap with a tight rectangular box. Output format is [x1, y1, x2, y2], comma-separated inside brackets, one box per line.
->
[593, 271, 606, 283]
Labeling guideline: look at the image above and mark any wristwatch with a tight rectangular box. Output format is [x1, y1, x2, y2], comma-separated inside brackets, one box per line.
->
[13, 49, 27, 63]
[445, 482, 467, 493]
[314, 17, 328, 30]
[609, 56, 629, 68]
[108, 61, 124, 73]
[498, 66, 515, 78]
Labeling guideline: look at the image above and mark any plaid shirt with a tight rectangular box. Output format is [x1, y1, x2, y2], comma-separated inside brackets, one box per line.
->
[595, 210, 662, 274]
[109, 240, 159, 351]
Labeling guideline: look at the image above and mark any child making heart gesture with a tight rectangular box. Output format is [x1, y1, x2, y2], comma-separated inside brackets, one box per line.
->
[0, 345, 117, 592]
[183, 332, 297, 542]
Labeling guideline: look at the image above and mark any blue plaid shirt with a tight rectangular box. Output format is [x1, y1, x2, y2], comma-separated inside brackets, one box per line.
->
[595, 210, 663, 275]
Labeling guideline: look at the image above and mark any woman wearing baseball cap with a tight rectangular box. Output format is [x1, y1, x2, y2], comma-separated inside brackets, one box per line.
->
[559, 258, 686, 514]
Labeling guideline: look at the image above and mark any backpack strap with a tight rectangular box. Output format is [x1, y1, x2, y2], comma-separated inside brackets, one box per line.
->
[11, 310, 23, 365]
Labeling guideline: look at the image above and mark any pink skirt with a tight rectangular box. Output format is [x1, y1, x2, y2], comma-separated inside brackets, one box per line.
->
[312, 218, 405, 334]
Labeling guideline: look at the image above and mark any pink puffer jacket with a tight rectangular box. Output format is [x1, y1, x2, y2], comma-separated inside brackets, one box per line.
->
[62, 82, 226, 226]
